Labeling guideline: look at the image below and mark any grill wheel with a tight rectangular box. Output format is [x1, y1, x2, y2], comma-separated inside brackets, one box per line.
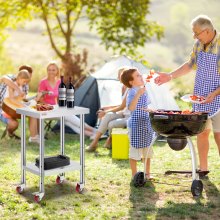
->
[133, 171, 145, 187]
[191, 180, 203, 196]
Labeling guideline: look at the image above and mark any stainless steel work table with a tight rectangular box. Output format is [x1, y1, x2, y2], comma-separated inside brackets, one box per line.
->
[16, 106, 90, 202]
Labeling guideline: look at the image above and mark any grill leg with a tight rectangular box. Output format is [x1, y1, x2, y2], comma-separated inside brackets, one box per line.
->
[187, 137, 199, 180]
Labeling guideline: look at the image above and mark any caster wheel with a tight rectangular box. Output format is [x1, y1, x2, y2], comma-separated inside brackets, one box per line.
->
[16, 186, 24, 194]
[191, 180, 203, 196]
[34, 195, 41, 203]
[75, 183, 83, 193]
[56, 176, 64, 184]
[133, 172, 145, 187]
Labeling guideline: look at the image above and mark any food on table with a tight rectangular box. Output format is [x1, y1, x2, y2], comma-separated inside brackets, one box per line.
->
[31, 103, 54, 111]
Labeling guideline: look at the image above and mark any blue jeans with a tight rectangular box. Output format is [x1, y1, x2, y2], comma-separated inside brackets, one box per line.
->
[0, 109, 9, 124]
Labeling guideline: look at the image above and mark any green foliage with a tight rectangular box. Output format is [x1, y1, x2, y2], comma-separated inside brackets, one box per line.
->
[0, 51, 16, 75]
[87, 0, 164, 58]
[0, 0, 33, 43]
[0, 0, 164, 65]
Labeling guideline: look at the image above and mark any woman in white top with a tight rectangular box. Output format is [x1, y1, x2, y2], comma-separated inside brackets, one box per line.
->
[86, 68, 130, 152]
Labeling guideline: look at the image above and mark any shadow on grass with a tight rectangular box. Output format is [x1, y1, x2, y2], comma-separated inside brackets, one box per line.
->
[155, 201, 211, 219]
[129, 181, 158, 219]
[154, 177, 220, 219]
[203, 176, 220, 200]
[201, 177, 220, 217]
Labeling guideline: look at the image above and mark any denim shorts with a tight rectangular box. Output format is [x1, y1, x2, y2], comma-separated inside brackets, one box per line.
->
[0, 111, 9, 124]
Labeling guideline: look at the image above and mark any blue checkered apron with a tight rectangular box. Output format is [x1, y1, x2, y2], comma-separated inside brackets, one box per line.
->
[130, 92, 154, 148]
[193, 51, 220, 118]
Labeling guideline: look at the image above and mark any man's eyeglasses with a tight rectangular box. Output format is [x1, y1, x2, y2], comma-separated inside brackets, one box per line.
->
[192, 29, 207, 38]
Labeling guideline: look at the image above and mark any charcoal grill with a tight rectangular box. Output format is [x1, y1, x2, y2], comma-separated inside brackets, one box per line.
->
[133, 110, 208, 197]
[150, 110, 208, 196]
[149, 110, 208, 137]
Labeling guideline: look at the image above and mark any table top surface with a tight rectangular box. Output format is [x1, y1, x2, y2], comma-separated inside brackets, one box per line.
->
[16, 105, 90, 119]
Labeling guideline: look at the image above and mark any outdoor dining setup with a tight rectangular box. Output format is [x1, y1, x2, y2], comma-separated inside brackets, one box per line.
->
[1, 4, 220, 218]
[11, 64, 215, 203]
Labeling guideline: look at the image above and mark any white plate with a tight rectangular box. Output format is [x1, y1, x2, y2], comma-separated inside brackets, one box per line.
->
[22, 99, 37, 107]
[181, 94, 205, 104]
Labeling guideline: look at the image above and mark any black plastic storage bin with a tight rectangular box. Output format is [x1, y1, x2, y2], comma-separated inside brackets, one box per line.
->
[35, 155, 70, 170]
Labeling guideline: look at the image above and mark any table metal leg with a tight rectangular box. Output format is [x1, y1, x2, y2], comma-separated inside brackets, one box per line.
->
[39, 119, 45, 194]
[79, 114, 85, 189]
[17, 115, 26, 193]
[59, 116, 65, 179]
[60, 116, 65, 155]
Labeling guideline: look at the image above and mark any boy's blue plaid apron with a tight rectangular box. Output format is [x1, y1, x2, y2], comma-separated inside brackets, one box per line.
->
[193, 51, 220, 118]
[130, 92, 154, 148]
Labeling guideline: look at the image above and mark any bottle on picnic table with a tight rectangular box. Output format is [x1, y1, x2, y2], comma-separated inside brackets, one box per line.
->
[66, 77, 75, 108]
[58, 75, 66, 107]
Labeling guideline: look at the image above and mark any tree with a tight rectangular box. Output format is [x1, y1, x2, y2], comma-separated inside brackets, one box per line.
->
[0, 0, 164, 82]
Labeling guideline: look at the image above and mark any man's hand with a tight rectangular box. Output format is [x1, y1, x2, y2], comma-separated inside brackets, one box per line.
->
[154, 72, 172, 85]
[203, 92, 216, 103]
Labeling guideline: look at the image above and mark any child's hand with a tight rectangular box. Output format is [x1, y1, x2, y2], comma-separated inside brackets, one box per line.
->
[35, 92, 44, 102]
[18, 90, 25, 98]
[97, 109, 106, 118]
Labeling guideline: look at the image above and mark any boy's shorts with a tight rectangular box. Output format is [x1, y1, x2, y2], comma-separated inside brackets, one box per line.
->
[0, 112, 9, 124]
[129, 146, 153, 161]
[205, 110, 220, 132]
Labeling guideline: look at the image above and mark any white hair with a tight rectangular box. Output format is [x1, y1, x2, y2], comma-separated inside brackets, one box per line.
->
[191, 15, 214, 31]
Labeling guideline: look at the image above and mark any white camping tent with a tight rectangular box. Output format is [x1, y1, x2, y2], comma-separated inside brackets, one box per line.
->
[92, 55, 179, 110]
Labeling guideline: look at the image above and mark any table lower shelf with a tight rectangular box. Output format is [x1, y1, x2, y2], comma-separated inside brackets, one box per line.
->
[25, 160, 81, 176]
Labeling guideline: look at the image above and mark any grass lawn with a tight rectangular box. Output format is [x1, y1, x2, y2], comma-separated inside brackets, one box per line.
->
[0, 122, 220, 220]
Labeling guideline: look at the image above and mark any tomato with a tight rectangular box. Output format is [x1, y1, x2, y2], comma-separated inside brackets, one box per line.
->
[190, 95, 197, 101]
[190, 95, 205, 101]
